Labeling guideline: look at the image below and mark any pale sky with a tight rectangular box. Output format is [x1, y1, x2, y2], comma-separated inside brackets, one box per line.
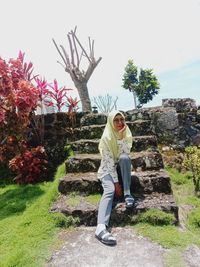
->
[1, 0, 200, 110]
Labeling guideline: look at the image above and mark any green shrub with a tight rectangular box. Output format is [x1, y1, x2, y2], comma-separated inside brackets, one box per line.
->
[183, 146, 200, 195]
[52, 213, 79, 228]
[188, 208, 200, 228]
[137, 209, 175, 225]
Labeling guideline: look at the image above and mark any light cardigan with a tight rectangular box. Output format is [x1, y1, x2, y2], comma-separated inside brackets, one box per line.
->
[97, 138, 131, 183]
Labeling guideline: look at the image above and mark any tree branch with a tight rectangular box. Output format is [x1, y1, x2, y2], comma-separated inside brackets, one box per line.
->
[60, 45, 71, 71]
[67, 33, 75, 66]
[71, 31, 80, 67]
[73, 33, 92, 63]
[52, 38, 68, 67]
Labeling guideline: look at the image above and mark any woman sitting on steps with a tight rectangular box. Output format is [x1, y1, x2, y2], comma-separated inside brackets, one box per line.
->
[95, 110, 136, 246]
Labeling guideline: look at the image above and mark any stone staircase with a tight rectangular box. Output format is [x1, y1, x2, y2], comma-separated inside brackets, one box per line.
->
[51, 113, 179, 226]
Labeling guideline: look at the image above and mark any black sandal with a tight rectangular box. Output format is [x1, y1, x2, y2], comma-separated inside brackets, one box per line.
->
[95, 229, 117, 246]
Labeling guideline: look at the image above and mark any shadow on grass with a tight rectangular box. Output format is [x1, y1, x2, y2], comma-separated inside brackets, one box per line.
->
[0, 185, 45, 220]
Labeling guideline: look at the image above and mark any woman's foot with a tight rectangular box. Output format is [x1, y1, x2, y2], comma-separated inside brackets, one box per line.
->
[95, 229, 117, 246]
[125, 195, 136, 208]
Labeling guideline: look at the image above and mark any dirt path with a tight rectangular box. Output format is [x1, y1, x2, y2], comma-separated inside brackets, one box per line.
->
[47, 226, 167, 267]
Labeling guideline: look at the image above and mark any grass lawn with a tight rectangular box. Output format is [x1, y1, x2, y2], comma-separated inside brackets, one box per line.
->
[133, 167, 200, 267]
[0, 163, 66, 267]
[1, 162, 200, 267]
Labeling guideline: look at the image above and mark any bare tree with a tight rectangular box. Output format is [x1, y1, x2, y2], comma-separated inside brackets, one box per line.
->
[53, 27, 102, 112]
[92, 94, 118, 113]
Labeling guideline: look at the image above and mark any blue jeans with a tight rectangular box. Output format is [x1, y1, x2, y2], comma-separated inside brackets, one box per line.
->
[97, 153, 131, 225]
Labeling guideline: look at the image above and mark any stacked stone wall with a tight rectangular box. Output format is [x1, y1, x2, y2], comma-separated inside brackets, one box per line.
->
[30, 98, 200, 168]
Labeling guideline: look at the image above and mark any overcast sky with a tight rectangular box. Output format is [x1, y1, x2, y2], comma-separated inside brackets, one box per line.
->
[1, 0, 200, 110]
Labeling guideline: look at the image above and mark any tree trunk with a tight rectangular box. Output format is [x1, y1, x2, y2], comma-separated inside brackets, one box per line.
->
[75, 82, 91, 112]
[133, 91, 137, 109]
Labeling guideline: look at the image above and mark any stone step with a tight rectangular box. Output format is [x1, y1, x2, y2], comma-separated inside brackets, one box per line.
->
[58, 169, 171, 195]
[80, 113, 107, 126]
[50, 192, 178, 226]
[65, 151, 164, 173]
[69, 135, 158, 154]
[68, 120, 153, 141]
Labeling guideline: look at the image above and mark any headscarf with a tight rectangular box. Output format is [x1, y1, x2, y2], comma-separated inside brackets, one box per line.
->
[98, 110, 133, 162]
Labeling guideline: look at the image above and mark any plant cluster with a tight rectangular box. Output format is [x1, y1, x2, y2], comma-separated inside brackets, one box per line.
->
[183, 146, 200, 196]
[0, 51, 79, 184]
[136, 208, 175, 225]
[9, 145, 48, 184]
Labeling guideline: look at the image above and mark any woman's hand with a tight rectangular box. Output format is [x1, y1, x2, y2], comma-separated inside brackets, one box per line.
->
[118, 124, 126, 140]
[114, 182, 123, 198]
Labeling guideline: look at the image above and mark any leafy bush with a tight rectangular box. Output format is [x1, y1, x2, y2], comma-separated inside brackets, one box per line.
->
[9, 146, 48, 184]
[136, 209, 175, 225]
[0, 51, 79, 184]
[188, 207, 200, 228]
[183, 146, 200, 195]
[166, 167, 191, 185]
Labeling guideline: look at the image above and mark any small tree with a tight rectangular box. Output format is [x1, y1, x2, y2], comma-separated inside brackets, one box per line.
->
[53, 27, 102, 112]
[122, 59, 138, 108]
[183, 146, 200, 196]
[122, 59, 160, 108]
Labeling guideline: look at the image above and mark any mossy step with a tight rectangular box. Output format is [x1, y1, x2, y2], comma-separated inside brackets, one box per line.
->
[58, 169, 171, 195]
[68, 120, 153, 141]
[50, 192, 178, 226]
[65, 151, 164, 173]
[69, 135, 158, 154]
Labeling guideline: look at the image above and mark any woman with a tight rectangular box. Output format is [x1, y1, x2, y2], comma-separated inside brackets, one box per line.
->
[95, 110, 135, 246]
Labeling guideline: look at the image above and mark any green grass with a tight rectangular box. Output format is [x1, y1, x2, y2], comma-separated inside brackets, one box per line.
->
[0, 162, 66, 267]
[1, 162, 200, 267]
[67, 192, 101, 207]
[67, 193, 81, 207]
[133, 223, 200, 249]
[85, 193, 101, 204]
[132, 167, 200, 267]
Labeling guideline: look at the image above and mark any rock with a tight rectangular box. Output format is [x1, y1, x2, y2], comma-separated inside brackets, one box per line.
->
[47, 227, 167, 267]
[50, 192, 178, 226]
[69, 135, 158, 154]
[65, 151, 164, 173]
[58, 170, 172, 195]
[183, 244, 200, 267]
[162, 98, 197, 113]
[80, 113, 107, 126]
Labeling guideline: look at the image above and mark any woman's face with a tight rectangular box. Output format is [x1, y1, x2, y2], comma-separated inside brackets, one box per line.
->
[113, 114, 125, 131]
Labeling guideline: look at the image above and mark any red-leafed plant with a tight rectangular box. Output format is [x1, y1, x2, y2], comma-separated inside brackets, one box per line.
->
[66, 96, 80, 113]
[9, 145, 48, 184]
[0, 52, 48, 183]
[0, 51, 80, 184]
[66, 96, 80, 127]
[44, 79, 72, 112]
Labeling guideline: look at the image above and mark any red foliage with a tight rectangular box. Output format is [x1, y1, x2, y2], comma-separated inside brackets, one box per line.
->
[9, 146, 48, 184]
[0, 52, 47, 184]
[45, 79, 72, 112]
[0, 51, 39, 126]
[66, 96, 80, 113]
[0, 51, 80, 184]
